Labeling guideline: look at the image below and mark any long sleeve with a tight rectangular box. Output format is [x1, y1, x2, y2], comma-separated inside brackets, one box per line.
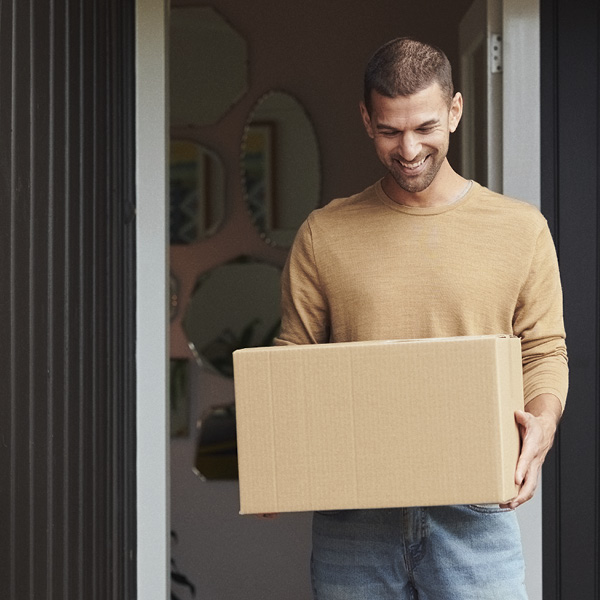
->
[275, 218, 330, 346]
[273, 182, 568, 411]
[513, 223, 568, 408]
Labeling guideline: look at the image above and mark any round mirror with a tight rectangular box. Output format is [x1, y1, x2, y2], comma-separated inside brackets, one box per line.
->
[242, 91, 320, 246]
[184, 259, 281, 378]
[170, 7, 248, 126]
[170, 140, 226, 243]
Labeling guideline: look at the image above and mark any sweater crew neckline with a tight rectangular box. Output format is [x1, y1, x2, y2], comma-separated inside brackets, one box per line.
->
[375, 179, 479, 215]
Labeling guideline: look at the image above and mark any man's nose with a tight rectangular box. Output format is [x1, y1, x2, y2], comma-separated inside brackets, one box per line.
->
[397, 133, 421, 161]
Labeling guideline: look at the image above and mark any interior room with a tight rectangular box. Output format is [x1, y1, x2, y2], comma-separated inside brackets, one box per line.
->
[167, 1, 516, 597]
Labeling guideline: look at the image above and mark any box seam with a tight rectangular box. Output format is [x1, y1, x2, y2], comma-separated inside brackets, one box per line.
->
[495, 338, 509, 502]
[267, 352, 279, 512]
[303, 351, 312, 510]
[349, 349, 359, 507]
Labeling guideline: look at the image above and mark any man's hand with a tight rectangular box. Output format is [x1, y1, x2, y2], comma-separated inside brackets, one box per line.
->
[501, 393, 563, 509]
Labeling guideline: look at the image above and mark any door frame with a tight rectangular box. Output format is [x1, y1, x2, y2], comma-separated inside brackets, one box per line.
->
[502, 0, 544, 597]
[132, 1, 553, 597]
[540, 0, 600, 598]
[135, 0, 170, 598]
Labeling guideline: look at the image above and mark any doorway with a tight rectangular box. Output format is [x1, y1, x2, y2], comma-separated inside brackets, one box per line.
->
[136, 0, 545, 598]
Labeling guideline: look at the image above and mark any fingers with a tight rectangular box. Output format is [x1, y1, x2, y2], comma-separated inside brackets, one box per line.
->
[505, 410, 548, 509]
[514, 411, 537, 485]
[506, 461, 541, 509]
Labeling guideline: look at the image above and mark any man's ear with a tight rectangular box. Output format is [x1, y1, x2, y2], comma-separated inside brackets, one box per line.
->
[359, 101, 375, 138]
[449, 92, 463, 133]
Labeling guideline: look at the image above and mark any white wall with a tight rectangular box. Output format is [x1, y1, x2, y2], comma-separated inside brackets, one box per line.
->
[171, 366, 313, 600]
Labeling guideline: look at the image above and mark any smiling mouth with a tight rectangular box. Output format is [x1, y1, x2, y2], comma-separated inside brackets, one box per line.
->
[395, 155, 429, 174]
[397, 156, 428, 170]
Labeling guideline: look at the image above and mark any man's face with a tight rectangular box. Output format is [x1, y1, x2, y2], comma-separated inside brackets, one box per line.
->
[360, 83, 462, 194]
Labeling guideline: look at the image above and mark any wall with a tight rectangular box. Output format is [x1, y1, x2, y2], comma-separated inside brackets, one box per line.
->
[170, 0, 470, 205]
[168, 2, 476, 599]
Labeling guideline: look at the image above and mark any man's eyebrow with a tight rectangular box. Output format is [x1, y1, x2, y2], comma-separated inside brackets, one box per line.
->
[375, 118, 440, 131]
[376, 123, 398, 131]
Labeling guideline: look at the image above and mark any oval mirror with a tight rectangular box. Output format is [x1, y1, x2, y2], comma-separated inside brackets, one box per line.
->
[170, 7, 248, 126]
[242, 91, 320, 246]
[184, 259, 281, 378]
[170, 140, 225, 243]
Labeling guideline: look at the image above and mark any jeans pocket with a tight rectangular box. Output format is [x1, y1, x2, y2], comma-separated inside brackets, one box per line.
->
[466, 503, 513, 514]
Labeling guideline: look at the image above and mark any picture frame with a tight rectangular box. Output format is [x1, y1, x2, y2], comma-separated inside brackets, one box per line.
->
[243, 121, 277, 231]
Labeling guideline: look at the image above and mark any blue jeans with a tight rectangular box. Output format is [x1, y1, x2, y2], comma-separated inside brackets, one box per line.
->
[311, 505, 528, 600]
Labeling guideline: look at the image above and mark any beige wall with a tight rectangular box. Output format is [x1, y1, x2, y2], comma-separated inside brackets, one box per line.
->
[169, 2, 474, 599]
[171, 0, 470, 203]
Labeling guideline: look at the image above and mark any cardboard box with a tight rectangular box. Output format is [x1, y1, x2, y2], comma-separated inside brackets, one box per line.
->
[233, 335, 523, 514]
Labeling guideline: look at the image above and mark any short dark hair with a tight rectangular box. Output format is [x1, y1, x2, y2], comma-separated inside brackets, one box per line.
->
[363, 38, 454, 113]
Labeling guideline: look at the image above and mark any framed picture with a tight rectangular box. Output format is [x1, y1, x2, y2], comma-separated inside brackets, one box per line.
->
[170, 140, 225, 243]
[243, 121, 276, 230]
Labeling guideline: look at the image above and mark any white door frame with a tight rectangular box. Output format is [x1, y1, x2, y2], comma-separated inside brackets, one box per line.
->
[135, 0, 170, 599]
[503, 0, 541, 207]
[459, 0, 503, 193]
[503, 2, 543, 596]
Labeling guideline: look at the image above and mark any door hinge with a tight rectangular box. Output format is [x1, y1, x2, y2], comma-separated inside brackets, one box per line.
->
[490, 33, 502, 73]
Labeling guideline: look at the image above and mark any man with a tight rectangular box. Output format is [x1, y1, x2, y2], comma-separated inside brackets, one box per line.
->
[275, 38, 567, 599]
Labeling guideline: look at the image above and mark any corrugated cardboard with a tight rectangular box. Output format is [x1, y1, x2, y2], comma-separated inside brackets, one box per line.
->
[233, 335, 523, 514]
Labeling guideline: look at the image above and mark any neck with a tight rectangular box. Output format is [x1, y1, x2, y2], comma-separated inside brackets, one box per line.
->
[382, 161, 470, 208]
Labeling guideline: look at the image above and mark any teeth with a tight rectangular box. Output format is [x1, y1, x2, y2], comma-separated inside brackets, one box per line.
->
[399, 157, 426, 169]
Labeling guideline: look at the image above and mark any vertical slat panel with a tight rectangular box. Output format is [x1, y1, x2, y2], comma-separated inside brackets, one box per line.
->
[0, 0, 137, 598]
[13, 1, 34, 598]
[30, 2, 52, 599]
[541, 0, 600, 598]
[50, 0, 68, 596]
[45, 3, 58, 596]
[0, 0, 13, 592]
[540, 2, 561, 599]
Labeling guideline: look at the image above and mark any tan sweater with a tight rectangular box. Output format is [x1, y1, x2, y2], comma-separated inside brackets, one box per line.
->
[277, 180, 568, 408]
